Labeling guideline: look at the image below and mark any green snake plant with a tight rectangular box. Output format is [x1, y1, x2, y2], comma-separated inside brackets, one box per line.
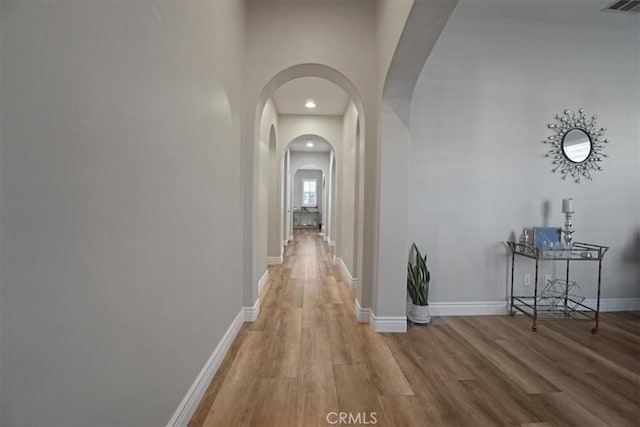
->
[407, 242, 430, 306]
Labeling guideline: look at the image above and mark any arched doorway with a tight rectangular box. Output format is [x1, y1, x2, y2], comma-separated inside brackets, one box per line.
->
[247, 64, 366, 317]
[282, 135, 334, 243]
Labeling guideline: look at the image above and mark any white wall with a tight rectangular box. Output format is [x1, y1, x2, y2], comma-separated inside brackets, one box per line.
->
[409, 2, 640, 304]
[290, 152, 331, 189]
[267, 124, 280, 259]
[0, 1, 245, 425]
[277, 115, 343, 154]
[330, 153, 337, 244]
[374, 0, 415, 318]
[338, 103, 359, 278]
[376, 0, 414, 95]
[376, 101, 412, 317]
[284, 149, 291, 241]
[375, 0, 456, 320]
[372, 0, 448, 317]
[0, 2, 3, 412]
[256, 99, 278, 278]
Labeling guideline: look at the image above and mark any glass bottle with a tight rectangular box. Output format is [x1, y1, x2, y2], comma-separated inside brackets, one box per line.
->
[519, 229, 530, 252]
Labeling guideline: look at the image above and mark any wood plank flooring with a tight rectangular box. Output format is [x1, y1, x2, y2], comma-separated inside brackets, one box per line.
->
[190, 230, 640, 426]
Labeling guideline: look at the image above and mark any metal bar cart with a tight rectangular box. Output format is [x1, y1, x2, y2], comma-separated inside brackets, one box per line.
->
[506, 241, 609, 333]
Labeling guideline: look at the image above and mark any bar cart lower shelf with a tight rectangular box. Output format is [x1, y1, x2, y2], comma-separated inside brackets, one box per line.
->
[506, 241, 609, 333]
[293, 208, 319, 229]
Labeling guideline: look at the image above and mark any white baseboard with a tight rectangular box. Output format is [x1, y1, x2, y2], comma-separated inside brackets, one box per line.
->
[257, 270, 269, 295]
[282, 239, 288, 247]
[334, 257, 355, 288]
[429, 301, 508, 316]
[582, 298, 640, 312]
[369, 311, 407, 333]
[166, 309, 244, 426]
[288, 234, 293, 242]
[244, 298, 260, 322]
[429, 298, 640, 316]
[266, 256, 283, 265]
[354, 299, 370, 323]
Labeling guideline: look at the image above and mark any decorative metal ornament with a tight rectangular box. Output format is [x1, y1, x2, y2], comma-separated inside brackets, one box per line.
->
[543, 109, 609, 183]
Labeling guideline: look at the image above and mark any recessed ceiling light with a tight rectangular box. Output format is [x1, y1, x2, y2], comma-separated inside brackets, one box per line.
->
[305, 100, 316, 109]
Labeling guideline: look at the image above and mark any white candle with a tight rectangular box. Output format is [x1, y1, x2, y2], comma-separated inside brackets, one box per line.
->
[562, 198, 574, 213]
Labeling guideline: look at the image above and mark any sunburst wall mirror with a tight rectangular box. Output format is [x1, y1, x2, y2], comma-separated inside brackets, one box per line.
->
[543, 109, 610, 183]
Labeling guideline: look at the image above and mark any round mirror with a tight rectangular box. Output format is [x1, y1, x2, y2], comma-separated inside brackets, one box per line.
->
[562, 128, 592, 163]
[544, 109, 609, 183]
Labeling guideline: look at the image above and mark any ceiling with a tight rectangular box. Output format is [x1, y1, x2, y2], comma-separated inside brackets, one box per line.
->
[462, 0, 639, 30]
[272, 77, 350, 116]
[288, 134, 333, 152]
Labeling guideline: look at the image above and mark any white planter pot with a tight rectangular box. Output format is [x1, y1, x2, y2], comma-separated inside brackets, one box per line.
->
[408, 304, 431, 324]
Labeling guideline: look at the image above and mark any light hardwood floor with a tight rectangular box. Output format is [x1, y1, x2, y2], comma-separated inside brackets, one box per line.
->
[190, 230, 640, 426]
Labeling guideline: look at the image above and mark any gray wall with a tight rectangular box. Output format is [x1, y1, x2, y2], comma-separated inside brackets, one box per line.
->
[0, 2, 3, 412]
[0, 0, 245, 425]
[409, 2, 640, 303]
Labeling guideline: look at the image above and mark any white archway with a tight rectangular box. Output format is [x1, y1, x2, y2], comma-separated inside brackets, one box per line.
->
[282, 135, 335, 245]
[245, 64, 366, 313]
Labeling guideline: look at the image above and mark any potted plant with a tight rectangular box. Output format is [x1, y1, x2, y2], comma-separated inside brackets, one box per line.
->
[407, 242, 431, 324]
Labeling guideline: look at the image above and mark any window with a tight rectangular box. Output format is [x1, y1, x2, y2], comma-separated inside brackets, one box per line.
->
[302, 179, 317, 207]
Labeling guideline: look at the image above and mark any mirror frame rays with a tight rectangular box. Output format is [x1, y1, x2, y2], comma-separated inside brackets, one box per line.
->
[543, 109, 610, 183]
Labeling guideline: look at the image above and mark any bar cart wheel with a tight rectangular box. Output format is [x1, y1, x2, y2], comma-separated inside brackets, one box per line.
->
[591, 327, 599, 334]
[531, 325, 537, 332]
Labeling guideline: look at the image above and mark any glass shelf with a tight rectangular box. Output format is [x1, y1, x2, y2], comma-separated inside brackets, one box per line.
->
[506, 241, 608, 261]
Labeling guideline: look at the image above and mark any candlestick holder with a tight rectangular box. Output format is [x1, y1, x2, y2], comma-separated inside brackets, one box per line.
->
[562, 211, 574, 247]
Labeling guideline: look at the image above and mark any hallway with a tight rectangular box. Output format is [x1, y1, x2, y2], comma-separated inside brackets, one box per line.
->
[190, 229, 399, 426]
[2, 1, 639, 424]
[190, 231, 640, 427]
